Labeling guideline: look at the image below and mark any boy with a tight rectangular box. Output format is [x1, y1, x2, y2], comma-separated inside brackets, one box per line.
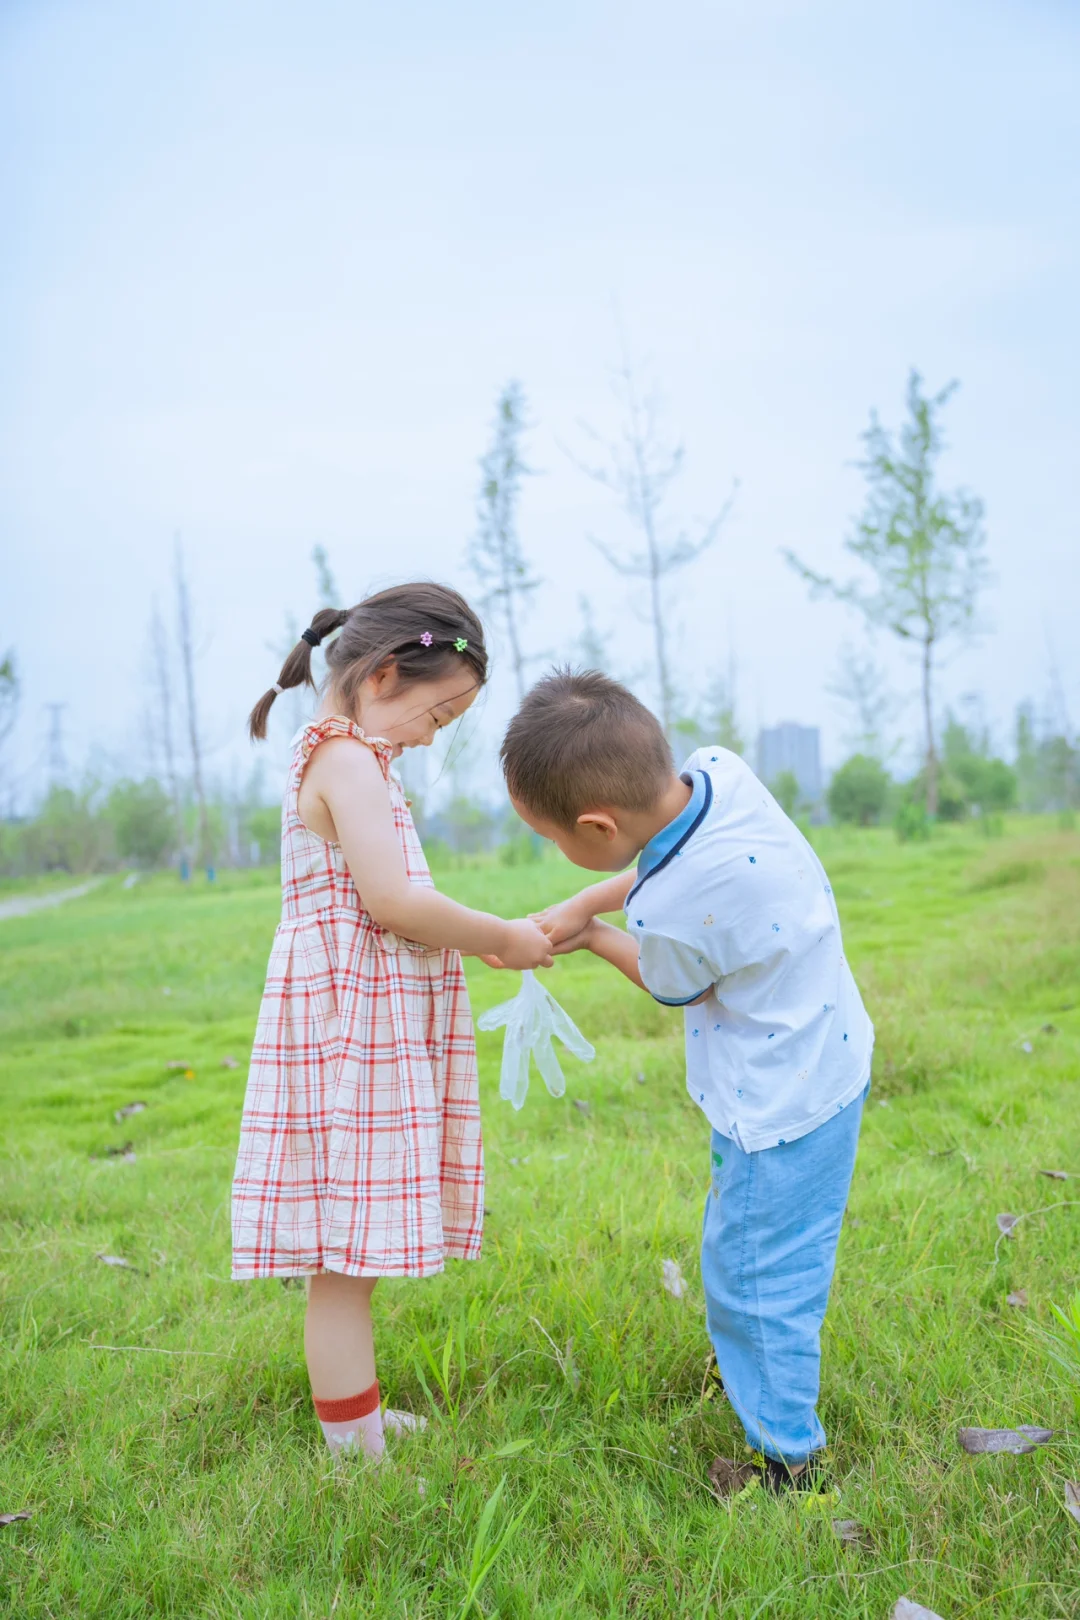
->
[501, 670, 873, 1491]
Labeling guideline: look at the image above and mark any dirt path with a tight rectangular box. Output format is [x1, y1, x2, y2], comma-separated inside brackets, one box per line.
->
[0, 879, 103, 921]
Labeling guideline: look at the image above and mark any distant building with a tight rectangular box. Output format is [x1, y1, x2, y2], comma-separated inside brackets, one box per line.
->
[756, 723, 823, 806]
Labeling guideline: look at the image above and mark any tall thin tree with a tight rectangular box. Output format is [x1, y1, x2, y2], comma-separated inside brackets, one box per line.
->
[786, 370, 989, 816]
[0, 651, 20, 817]
[147, 599, 184, 840]
[568, 356, 736, 737]
[469, 382, 537, 701]
[174, 538, 212, 869]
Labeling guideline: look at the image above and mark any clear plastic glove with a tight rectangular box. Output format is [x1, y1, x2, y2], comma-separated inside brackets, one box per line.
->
[476, 970, 595, 1110]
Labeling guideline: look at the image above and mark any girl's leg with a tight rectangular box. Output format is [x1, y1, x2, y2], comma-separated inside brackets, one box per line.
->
[304, 1272, 384, 1457]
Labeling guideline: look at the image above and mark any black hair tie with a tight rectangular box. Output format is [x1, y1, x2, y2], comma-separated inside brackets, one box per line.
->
[300, 627, 322, 648]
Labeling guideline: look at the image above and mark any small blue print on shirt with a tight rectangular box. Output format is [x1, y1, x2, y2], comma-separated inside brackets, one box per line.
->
[772, 922, 780, 932]
[636, 920, 643, 927]
[844, 1032, 848, 1041]
[736, 1087, 743, 1097]
[700, 1092, 705, 1101]
[767, 1032, 775, 1039]
[748, 855, 757, 864]
[824, 884, 832, 894]
[692, 1028, 699, 1037]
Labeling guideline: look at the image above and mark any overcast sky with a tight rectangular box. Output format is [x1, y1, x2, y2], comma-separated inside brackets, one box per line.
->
[2, 0, 1078, 806]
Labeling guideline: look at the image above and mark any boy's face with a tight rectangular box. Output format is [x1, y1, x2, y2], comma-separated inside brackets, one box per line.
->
[510, 797, 642, 872]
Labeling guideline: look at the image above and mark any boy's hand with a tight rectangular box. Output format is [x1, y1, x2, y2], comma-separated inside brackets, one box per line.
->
[550, 919, 597, 956]
[530, 893, 597, 947]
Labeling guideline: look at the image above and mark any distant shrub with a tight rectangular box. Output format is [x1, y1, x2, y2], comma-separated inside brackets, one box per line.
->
[107, 779, 176, 868]
[828, 754, 890, 826]
[894, 801, 931, 843]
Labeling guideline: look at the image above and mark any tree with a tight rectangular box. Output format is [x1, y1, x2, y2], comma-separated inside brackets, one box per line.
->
[771, 769, 801, 819]
[569, 353, 736, 737]
[575, 595, 611, 673]
[107, 778, 177, 867]
[671, 673, 744, 761]
[469, 382, 537, 702]
[828, 754, 891, 825]
[174, 538, 213, 870]
[827, 643, 898, 761]
[312, 545, 340, 608]
[787, 371, 990, 816]
[0, 650, 20, 816]
[145, 600, 184, 843]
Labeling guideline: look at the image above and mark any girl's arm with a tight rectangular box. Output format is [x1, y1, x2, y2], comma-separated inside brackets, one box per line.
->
[531, 869, 636, 947]
[310, 739, 553, 970]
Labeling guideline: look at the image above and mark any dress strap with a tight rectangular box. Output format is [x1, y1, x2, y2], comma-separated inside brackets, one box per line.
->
[297, 716, 394, 782]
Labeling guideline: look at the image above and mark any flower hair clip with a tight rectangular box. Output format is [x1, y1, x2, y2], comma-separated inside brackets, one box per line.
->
[454, 637, 468, 652]
[419, 631, 434, 647]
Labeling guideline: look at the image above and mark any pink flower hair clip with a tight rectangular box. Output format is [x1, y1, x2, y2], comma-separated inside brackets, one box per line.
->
[419, 631, 434, 647]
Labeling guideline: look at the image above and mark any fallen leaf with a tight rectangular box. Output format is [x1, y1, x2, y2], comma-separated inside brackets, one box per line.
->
[891, 1600, 945, 1620]
[164, 1061, 191, 1072]
[1006, 1290, 1028, 1308]
[114, 1101, 146, 1122]
[220, 1056, 239, 1069]
[1065, 1481, 1080, 1527]
[662, 1259, 687, 1299]
[708, 1456, 758, 1499]
[572, 1098, 591, 1115]
[831, 1517, 869, 1548]
[957, 1425, 1053, 1455]
[1040, 1023, 1059, 1035]
[0, 1510, 32, 1526]
[95, 1253, 143, 1274]
[996, 1213, 1020, 1237]
[1038, 1168, 1068, 1180]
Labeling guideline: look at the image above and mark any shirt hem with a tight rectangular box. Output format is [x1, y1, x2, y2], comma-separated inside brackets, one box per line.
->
[701, 1051, 873, 1154]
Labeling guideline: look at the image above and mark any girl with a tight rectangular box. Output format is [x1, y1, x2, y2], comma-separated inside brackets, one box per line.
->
[232, 582, 552, 1460]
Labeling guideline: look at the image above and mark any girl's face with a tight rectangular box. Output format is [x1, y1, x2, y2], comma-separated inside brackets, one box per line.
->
[354, 663, 480, 757]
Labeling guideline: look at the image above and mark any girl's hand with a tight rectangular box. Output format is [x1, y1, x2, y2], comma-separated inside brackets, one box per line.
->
[530, 894, 596, 947]
[496, 918, 556, 971]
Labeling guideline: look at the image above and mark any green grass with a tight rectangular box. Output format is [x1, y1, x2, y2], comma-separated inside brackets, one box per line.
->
[1, 822, 1079, 1617]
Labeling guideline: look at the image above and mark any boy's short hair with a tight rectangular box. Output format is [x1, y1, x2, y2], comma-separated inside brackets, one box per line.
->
[501, 668, 674, 828]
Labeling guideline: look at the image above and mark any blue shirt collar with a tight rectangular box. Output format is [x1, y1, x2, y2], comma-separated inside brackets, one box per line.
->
[635, 770, 710, 886]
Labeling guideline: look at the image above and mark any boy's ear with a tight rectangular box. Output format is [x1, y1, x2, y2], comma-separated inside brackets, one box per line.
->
[576, 810, 619, 842]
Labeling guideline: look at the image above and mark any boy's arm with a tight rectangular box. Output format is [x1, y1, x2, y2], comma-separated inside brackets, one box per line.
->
[552, 918, 646, 990]
[532, 870, 636, 947]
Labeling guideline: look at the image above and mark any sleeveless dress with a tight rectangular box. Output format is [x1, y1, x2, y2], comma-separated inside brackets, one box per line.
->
[231, 716, 485, 1279]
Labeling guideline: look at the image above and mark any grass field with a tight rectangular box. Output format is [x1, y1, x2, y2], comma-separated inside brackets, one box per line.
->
[1, 822, 1079, 1618]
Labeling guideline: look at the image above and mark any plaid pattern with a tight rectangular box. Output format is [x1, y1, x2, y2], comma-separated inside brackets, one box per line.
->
[231, 716, 484, 1279]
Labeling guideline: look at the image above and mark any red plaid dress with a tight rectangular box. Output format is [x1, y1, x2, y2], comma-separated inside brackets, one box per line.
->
[231, 715, 484, 1279]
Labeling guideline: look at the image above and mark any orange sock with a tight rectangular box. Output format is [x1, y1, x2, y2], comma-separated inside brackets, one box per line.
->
[313, 1381, 384, 1458]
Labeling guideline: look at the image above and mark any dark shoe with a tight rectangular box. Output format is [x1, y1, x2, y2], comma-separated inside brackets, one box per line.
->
[758, 1452, 828, 1495]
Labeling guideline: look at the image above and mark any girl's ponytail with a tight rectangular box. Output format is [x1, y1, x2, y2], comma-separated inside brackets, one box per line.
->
[248, 607, 349, 741]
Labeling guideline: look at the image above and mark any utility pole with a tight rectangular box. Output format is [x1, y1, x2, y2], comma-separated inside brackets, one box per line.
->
[45, 703, 68, 787]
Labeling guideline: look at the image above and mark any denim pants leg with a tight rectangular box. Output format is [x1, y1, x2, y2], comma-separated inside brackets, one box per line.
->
[700, 1083, 868, 1465]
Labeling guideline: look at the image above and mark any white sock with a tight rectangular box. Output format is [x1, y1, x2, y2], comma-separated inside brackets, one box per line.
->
[313, 1381, 384, 1459]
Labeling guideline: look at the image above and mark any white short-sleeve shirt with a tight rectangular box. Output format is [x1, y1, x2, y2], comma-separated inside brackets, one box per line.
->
[625, 746, 873, 1152]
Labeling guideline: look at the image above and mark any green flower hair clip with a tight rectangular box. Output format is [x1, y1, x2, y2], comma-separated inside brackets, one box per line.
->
[453, 637, 468, 652]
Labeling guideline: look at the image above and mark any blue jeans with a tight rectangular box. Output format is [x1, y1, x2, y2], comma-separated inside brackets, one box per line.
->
[700, 1082, 868, 1465]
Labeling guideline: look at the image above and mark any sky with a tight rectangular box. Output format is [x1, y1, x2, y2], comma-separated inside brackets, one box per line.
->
[2, 0, 1078, 808]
